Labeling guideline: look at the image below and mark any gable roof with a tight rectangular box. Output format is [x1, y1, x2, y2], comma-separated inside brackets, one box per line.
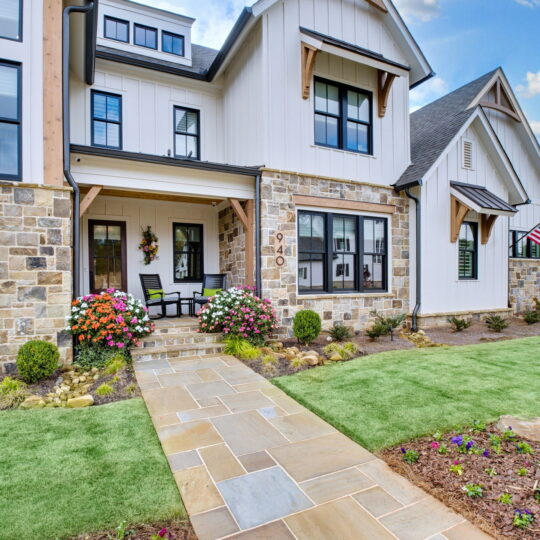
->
[394, 69, 498, 190]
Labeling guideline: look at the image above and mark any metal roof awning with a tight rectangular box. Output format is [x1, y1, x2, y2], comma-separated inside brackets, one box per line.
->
[450, 181, 517, 217]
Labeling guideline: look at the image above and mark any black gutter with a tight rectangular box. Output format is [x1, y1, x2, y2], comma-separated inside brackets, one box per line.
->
[84, 0, 99, 85]
[404, 187, 421, 332]
[206, 7, 254, 80]
[410, 70, 435, 90]
[255, 174, 262, 297]
[64, 1, 96, 300]
[71, 144, 262, 177]
[393, 178, 422, 191]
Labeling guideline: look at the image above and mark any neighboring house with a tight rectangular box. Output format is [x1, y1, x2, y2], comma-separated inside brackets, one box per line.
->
[0, 0, 538, 370]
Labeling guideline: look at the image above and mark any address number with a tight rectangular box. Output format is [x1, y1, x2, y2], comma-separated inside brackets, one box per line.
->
[275, 232, 285, 266]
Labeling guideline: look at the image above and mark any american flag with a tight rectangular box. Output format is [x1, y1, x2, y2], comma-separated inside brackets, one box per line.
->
[528, 226, 540, 246]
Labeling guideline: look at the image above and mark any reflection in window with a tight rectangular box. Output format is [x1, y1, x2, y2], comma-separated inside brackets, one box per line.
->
[134, 23, 157, 49]
[0, 62, 21, 179]
[174, 106, 199, 159]
[458, 222, 477, 279]
[104, 16, 129, 42]
[509, 230, 540, 260]
[162, 31, 184, 56]
[0, 0, 21, 40]
[91, 91, 122, 149]
[173, 223, 203, 282]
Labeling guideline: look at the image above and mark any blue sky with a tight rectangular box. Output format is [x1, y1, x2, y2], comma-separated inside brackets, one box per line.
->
[145, 0, 540, 138]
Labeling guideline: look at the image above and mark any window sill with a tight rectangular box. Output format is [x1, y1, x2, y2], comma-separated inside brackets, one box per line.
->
[297, 292, 393, 299]
[310, 145, 375, 159]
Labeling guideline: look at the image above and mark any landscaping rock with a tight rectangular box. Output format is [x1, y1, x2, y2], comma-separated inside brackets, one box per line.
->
[328, 352, 342, 362]
[303, 355, 320, 366]
[20, 395, 46, 409]
[67, 394, 94, 408]
[496, 415, 540, 442]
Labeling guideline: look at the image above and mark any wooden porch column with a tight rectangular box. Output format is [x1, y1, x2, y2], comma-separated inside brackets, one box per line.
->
[228, 199, 255, 287]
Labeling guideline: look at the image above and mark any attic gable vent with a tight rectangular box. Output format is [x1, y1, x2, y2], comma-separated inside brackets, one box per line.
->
[462, 139, 474, 170]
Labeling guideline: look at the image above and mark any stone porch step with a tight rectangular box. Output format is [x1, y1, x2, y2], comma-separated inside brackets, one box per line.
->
[141, 332, 222, 348]
[132, 341, 225, 361]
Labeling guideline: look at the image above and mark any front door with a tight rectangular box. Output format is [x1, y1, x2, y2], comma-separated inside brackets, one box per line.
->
[88, 220, 127, 293]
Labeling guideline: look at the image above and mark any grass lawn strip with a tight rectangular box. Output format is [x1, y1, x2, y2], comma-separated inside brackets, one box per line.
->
[0, 398, 185, 540]
[272, 337, 540, 452]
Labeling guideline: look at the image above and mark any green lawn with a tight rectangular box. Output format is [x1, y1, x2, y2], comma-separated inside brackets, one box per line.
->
[273, 336, 540, 452]
[0, 398, 185, 540]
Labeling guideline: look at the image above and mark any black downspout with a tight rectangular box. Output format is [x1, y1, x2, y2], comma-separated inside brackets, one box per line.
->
[255, 174, 262, 297]
[63, 1, 95, 299]
[405, 188, 421, 332]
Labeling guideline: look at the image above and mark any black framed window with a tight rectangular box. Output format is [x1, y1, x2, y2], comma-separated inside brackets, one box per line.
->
[162, 31, 184, 56]
[0, 0, 22, 41]
[314, 77, 372, 155]
[104, 16, 129, 43]
[458, 222, 478, 279]
[91, 91, 122, 149]
[134, 23, 157, 49]
[173, 223, 203, 282]
[298, 211, 388, 294]
[509, 230, 540, 259]
[174, 106, 199, 159]
[0, 61, 21, 180]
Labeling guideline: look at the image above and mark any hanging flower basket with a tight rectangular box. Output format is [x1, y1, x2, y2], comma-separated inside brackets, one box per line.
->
[139, 226, 159, 265]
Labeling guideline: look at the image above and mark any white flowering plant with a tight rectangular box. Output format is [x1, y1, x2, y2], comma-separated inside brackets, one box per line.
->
[66, 288, 155, 350]
[198, 286, 277, 346]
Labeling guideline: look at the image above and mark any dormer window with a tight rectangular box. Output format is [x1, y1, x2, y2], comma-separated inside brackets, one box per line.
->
[104, 16, 129, 43]
[162, 31, 184, 56]
[134, 23, 157, 49]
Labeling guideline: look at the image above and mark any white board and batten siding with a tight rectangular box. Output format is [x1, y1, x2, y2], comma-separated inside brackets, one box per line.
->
[81, 195, 220, 302]
[420, 122, 512, 314]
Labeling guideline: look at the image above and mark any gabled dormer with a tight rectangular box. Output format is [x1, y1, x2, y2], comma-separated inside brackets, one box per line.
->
[97, 0, 195, 68]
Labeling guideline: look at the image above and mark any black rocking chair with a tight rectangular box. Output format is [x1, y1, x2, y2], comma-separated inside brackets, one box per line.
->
[193, 274, 227, 311]
[139, 274, 182, 319]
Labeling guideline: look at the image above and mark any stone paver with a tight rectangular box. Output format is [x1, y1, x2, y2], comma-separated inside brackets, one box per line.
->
[135, 324, 491, 540]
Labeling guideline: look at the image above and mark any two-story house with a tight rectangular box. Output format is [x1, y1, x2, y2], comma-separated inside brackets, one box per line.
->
[0, 0, 538, 369]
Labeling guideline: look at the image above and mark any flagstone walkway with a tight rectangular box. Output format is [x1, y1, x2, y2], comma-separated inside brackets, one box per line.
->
[135, 352, 491, 540]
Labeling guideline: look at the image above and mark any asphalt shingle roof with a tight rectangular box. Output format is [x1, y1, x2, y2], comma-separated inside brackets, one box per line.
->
[395, 69, 498, 190]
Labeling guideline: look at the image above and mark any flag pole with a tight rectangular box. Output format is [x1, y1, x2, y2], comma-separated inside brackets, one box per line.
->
[508, 221, 540, 250]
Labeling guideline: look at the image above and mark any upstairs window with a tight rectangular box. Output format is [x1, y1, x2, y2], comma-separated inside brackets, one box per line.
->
[134, 23, 157, 49]
[314, 77, 372, 155]
[0, 0, 22, 41]
[162, 31, 184, 56]
[458, 222, 478, 279]
[104, 16, 129, 43]
[298, 211, 388, 294]
[174, 106, 199, 159]
[91, 91, 122, 149]
[509, 230, 540, 259]
[0, 61, 21, 180]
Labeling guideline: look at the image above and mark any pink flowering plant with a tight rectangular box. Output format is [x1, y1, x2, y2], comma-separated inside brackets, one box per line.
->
[197, 287, 277, 345]
[66, 289, 155, 352]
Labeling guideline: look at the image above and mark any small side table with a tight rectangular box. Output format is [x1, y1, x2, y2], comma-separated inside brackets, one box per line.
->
[178, 297, 195, 317]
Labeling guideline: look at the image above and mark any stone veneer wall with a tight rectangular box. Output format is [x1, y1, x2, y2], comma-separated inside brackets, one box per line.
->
[509, 258, 540, 313]
[218, 206, 246, 288]
[259, 171, 410, 336]
[0, 183, 73, 372]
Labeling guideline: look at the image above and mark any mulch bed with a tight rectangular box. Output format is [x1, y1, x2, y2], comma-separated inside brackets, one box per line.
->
[67, 519, 195, 540]
[380, 425, 540, 538]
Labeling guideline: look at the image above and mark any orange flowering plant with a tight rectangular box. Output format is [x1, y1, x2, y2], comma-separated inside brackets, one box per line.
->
[66, 289, 155, 350]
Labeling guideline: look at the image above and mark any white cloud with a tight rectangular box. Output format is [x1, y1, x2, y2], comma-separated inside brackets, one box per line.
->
[514, 0, 540, 7]
[410, 76, 448, 111]
[516, 71, 540, 98]
[143, 0, 246, 49]
[393, 0, 441, 22]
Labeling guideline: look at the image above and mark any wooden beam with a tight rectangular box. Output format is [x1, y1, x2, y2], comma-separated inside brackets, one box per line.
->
[228, 198, 254, 287]
[378, 70, 397, 118]
[450, 196, 471, 243]
[479, 77, 521, 123]
[292, 194, 396, 214]
[480, 214, 498, 244]
[80, 187, 224, 205]
[365, 0, 388, 12]
[479, 101, 521, 123]
[301, 42, 318, 100]
[43, 0, 64, 186]
[80, 186, 103, 216]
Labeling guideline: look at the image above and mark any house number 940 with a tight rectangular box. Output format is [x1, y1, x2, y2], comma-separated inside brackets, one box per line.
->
[275, 232, 285, 266]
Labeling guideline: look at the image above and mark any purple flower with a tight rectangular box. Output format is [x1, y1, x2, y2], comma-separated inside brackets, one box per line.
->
[451, 436, 463, 446]
[400, 448, 406, 454]
[158, 528, 168, 538]
[482, 449, 490, 457]
[466, 440, 474, 450]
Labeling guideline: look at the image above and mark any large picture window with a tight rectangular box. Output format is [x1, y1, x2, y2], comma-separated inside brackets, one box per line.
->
[173, 223, 203, 282]
[314, 77, 372, 155]
[0, 0, 22, 41]
[0, 61, 21, 180]
[509, 230, 540, 259]
[298, 211, 388, 294]
[91, 91, 122, 149]
[174, 106, 200, 159]
[458, 222, 478, 279]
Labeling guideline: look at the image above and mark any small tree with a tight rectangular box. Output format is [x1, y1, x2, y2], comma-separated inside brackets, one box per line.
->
[293, 310, 322, 345]
[370, 311, 407, 341]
